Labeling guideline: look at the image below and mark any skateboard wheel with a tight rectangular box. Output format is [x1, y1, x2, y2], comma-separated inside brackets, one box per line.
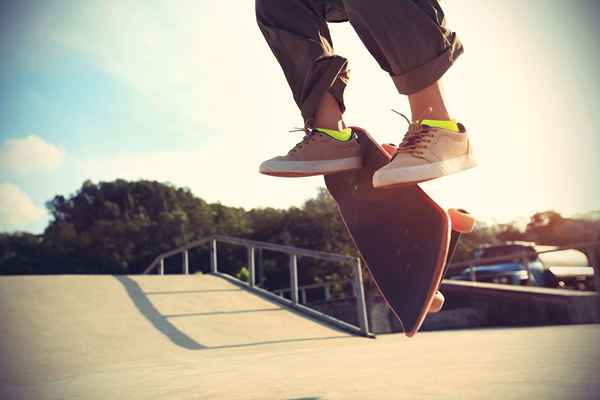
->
[448, 208, 475, 233]
[429, 291, 445, 313]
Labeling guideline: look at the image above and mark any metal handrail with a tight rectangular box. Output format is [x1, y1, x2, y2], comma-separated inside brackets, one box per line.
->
[144, 235, 598, 335]
[274, 278, 354, 304]
[212, 235, 356, 264]
[143, 235, 371, 337]
[144, 237, 212, 274]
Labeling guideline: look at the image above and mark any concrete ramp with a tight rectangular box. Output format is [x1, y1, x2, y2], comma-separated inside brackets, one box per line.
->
[0, 275, 351, 398]
[1, 274, 599, 400]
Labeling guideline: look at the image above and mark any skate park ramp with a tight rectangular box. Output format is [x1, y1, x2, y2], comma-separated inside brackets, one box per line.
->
[1, 274, 600, 400]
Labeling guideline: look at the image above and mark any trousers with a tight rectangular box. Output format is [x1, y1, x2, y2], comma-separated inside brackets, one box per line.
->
[255, 0, 463, 127]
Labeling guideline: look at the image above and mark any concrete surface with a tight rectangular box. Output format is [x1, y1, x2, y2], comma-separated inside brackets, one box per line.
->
[1, 274, 599, 400]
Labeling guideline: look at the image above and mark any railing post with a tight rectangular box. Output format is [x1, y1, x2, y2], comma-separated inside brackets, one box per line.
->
[289, 254, 299, 304]
[353, 258, 370, 336]
[324, 285, 331, 301]
[183, 250, 189, 275]
[248, 246, 256, 287]
[257, 248, 264, 286]
[210, 239, 218, 274]
[159, 258, 165, 275]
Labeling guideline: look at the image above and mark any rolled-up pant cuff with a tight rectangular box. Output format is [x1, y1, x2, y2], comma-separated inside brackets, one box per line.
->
[391, 34, 464, 95]
[300, 55, 348, 128]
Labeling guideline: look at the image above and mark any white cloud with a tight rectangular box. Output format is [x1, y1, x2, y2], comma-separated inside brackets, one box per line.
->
[79, 123, 323, 210]
[0, 183, 48, 231]
[0, 135, 65, 175]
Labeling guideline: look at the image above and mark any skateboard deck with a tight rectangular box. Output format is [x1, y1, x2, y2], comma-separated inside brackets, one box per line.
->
[324, 127, 464, 337]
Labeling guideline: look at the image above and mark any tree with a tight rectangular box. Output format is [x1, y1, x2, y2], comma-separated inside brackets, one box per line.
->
[522, 210, 598, 245]
[4, 178, 598, 293]
[43, 179, 214, 273]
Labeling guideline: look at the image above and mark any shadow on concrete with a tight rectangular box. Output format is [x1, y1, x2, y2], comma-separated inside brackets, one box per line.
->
[164, 308, 285, 318]
[146, 289, 242, 295]
[114, 276, 207, 350]
[288, 397, 321, 400]
[115, 275, 352, 351]
[207, 335, 350, 351]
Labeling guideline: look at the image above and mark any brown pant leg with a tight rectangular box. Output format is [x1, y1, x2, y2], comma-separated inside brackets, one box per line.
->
[255, 0, 349, 127]
[343, 0, 464, 95]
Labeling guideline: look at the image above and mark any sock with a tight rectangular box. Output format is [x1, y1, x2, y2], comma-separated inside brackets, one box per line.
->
[421, 119, 460, 133]
[315, 127, 352, 141]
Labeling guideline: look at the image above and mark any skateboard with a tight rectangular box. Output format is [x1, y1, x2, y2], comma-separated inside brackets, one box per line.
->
[324, 127, 474, 337]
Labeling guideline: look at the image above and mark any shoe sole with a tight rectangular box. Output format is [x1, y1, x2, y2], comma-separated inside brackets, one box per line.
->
[373, 155, 478, 187]
[260, 156, 362, 177]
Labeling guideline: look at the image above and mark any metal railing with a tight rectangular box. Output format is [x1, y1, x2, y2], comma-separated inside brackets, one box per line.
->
[274, 279, 354, 304]
[144, 235, 371, 337]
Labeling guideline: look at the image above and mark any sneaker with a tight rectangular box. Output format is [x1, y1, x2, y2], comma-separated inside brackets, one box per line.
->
[259, 128, 361, 177]
[373, 118, 477, 187]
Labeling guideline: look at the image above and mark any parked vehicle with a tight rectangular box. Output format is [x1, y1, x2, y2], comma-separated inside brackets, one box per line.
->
[539, 249, 595, 291]
[450, 242, 595, 291]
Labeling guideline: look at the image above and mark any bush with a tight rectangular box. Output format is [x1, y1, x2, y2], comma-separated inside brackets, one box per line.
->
[235, 266, 250, 282]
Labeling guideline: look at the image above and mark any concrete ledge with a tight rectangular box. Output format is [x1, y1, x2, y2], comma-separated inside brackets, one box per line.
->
[441, 280, 600, 325]
[311, 282, 599, 334]
[442, 279, 598, 299]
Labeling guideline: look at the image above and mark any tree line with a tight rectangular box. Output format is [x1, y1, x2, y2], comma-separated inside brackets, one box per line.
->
[1, 179, 598, 291]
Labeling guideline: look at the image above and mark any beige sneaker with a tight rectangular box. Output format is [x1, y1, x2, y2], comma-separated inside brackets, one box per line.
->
[373, 119, 477, 187]
[259, 128, 361, 177]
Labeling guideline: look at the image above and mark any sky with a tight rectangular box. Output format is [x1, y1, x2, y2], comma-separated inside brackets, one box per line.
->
[1, 0, 599, 233]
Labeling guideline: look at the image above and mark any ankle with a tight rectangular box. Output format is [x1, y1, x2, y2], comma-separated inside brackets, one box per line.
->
[313, 119, 346, 131]
[411, 110, 450, 121]
[406, 81, 451, 121]
[314, 91, 346, 131]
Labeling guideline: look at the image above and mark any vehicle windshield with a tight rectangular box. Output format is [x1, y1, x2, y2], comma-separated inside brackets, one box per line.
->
[477, 245, 537, 264]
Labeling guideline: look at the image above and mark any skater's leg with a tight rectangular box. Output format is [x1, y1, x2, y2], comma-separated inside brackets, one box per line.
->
[404, 80, 450, 122]
[342, 0, 476, 185]
[256, 0, 349, 128]
[256, 0, 361, 177]
[343, 0, 463, 95]
[315, 91, 346, 132]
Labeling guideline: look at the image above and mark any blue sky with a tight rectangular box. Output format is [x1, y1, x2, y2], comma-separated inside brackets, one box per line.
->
[1, 0, 599, 233]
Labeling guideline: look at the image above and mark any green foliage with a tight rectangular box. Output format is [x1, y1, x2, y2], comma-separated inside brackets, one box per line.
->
[1, 179, 598, 292]
[0, 232, 44, 274]
[235, 266, 250, 283]
[452, 222, 519, 262]
[42, 179, 216, 273]
[519, 210, 600, 266]
[246, 188, 355, 288]
[523, 210, 599, 244]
